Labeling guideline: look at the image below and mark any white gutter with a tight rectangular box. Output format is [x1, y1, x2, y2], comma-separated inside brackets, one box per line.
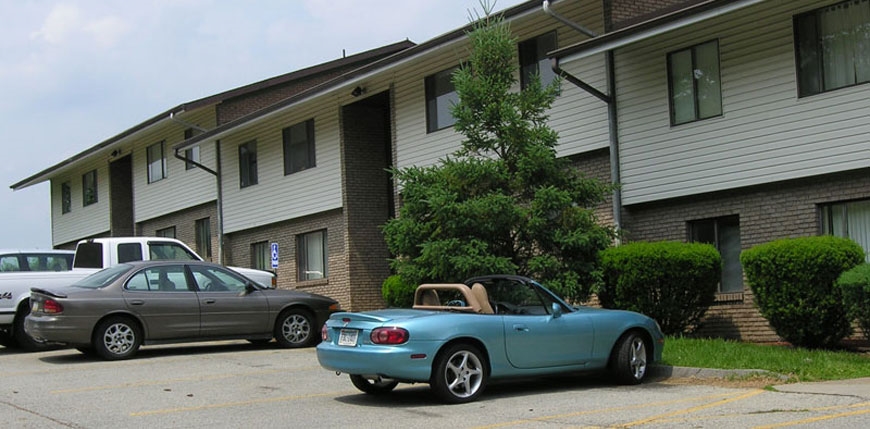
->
[559, 0, 765, 63]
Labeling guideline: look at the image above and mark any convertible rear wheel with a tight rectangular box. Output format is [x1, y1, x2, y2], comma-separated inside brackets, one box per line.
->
[350, 375, 399, 394]
[93, 316, 141, 360]
[431, 343, 487, 403]
[611, 332, 648, 385]
[275, 309, 315, 348]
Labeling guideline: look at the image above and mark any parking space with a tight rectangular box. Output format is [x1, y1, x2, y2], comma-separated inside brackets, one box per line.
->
[1, 342, 868, 428]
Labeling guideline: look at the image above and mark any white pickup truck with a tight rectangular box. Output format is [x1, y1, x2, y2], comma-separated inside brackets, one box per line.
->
[0, 237, 275, 350]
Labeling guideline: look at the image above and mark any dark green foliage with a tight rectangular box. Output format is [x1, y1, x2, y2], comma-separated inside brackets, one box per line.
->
[836, 263, 870, 341]
[381, 8, 614, 302]
[741, 236, 865, 349]
[381, 275, 416, 308]
[598, 241, 721, 335]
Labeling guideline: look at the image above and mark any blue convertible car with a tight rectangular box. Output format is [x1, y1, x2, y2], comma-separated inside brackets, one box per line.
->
[316, 275, 664, 403]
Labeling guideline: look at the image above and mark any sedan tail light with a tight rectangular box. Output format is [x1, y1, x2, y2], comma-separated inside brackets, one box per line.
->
[42, 299, 63, 314]
[370, 327, 409, 345]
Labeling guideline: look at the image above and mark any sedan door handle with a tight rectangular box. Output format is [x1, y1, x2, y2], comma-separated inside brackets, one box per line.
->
[129, 300, 144, 306]
[513, 324, 529, 332]
[203, 299, 216, 304]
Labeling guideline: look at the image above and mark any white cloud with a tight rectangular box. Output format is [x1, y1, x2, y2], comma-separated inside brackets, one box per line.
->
[84, 15, 131, 47]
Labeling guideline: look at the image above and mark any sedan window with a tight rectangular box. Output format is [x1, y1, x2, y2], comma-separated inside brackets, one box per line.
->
[73, 264, 133, 289]
[124, 266, 191, 292]
[189, 265, 249, 293]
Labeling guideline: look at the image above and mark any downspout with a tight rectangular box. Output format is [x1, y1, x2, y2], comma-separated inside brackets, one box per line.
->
[170, 113, 225, 264]
[544, 1, 622, 244]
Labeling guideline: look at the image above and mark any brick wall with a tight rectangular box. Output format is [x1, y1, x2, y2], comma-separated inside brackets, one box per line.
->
[621, 168, 870, 342]
[604, 0, 706, 31]
[223, 209, 352, 309]
[569, 148, 615, 228]
[135, 202, 218, 262]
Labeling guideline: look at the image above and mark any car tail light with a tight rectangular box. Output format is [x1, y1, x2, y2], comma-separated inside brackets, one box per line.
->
[371, 327, 409, 345]
[42, 299, 63, 314]
[321, 324, 329, 341]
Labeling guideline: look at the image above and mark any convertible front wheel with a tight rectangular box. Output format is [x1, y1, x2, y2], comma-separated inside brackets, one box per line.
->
[431, 343, 487, 403]
[350, 375, 399, 394]
[611, 332, 648, 385]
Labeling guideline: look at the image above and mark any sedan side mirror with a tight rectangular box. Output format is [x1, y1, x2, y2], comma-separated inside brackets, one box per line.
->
[551, 302, 562, 319]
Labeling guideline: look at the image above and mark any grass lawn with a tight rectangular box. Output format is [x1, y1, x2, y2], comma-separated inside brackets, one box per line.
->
[661, 336, 870, 382]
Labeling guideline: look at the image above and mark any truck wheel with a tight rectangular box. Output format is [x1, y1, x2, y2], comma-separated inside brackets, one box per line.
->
[14, 302, 51, 352]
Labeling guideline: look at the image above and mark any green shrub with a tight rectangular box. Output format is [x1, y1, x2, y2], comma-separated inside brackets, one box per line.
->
[381, 275, 416, 308]
[836, 263, 870, 342]
[598, 241, 720, 336]
[741, 236, 864, 349]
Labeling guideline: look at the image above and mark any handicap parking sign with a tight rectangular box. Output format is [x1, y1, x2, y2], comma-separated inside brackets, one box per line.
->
[270, 242, 279, 269]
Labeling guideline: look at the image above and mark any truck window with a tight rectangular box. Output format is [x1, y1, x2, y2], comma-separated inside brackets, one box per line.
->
[74, 242, 104, 269]
[118, 243, 143, 263]
[149, 243, 198, 261]
[0, 255, 21, 272]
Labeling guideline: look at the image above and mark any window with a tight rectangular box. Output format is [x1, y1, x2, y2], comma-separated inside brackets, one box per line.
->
[283, 119, 316, 175]
[298, 230, 327, 281]
[125, 266, 190, 292]
[822, 199, 870, 262]
[148, 242, 198, 260]
[689, 215, 744, 293]
[184, 128, 200, 170]
[795, 0, 870, 97]
[519, 31, 558, 89]
[147, 141, 167, 183]
[425, 66, 459, 133]
[251, 241, 269, 271]
[195, 218, 212, 259]
[61, 181, 71, 214]
[117, 243, 143, 264]
[667, 40, 722, 125]
[190, 265, 249, 293]
[239, 141, 258, 188]
[82, 170, 98, 206]
[156, 226, 176, 238]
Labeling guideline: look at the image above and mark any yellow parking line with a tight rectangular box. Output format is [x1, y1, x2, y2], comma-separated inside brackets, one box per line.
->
[473, 390, 749, 428]
[754, 402, 870, 428]
[51, 367, 319, 394]
[621, 389, 764, 427]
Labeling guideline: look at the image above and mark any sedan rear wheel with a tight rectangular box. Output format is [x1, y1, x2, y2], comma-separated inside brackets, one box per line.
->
[431, 343, 487, 403]
[274, 309, 315, 348]
[350, 375, 399, 395]
[611, 332, 648, 385]
[93, 317, 141, 360]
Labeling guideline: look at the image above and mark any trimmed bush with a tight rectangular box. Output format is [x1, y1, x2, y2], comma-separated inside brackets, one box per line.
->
[381, 275, 416, 308]
[599, 241, 721, 336]
[741, 236, 865, 349]
[836, 263, 870, 342]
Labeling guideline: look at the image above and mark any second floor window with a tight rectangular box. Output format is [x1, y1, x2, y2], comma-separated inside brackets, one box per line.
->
[425, 66, 459, 133]
[283, 119, 315, 175]
[82, 170, 98, 206]
[239, 141, 258, 188]
[795, 0, 870, 97]
[147, 141, 167, 183]
[667, 40, 722, 125]
[184, 128, 200, 170]
[61, 181, 71, 214]
[519, 31, 558, 89]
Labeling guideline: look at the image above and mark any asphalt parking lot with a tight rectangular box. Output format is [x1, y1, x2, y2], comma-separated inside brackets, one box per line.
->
[1, 341, 868, 428]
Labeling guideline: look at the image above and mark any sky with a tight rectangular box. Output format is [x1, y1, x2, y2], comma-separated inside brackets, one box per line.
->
[0, 0, 527, 249]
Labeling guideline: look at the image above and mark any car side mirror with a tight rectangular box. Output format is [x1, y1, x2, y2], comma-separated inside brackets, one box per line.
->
[551, 302, 562, 319]
[245, 283, 257, 294]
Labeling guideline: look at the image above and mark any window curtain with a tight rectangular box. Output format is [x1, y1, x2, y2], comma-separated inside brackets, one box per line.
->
[303, 233, 325, 280]
[820, 0, 870, 90]
[846, 200, 870, 262]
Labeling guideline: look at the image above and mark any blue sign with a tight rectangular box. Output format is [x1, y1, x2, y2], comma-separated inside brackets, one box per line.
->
[270, 242, 279, 269]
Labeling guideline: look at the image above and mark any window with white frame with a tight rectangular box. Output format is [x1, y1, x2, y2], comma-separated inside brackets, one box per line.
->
[283, 119, 315, 175]
[82, 170, 98, 206]
[795, 0, 870, 97]
[298, 230, 327, 281]
[667, 40, 722, 125]
[425, 66, 459, 133]
[821, 199, 870, 262]
[147, 141, 167, 183]
[519, 31, 558, 89]
[688, 215, 744, 294]
[238, 141, 258, 188]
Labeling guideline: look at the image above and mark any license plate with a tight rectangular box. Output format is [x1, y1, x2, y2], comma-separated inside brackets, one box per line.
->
[338, 329, 358, 346]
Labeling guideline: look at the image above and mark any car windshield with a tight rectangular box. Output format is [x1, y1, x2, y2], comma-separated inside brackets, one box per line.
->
[72, 264, 132, 289]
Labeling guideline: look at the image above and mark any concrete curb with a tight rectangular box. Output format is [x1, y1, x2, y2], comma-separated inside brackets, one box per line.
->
[649, 365, 787, 381]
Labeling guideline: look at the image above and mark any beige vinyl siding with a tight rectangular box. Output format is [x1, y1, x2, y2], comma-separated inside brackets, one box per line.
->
[394, 0, 608, 171]
[220, 98, 342, 234]
[613, 0, 870, 205]
[50, 159, 110, 246]
[134, 106, 217, 222]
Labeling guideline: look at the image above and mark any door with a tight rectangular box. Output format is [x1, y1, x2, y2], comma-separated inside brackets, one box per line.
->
[188, 265, 270, 337]
[123, 265, 200, 340]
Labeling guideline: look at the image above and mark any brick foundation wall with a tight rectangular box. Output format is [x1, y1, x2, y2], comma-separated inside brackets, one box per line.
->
[223, 209, 351, 309]
[569, 148, 615, 228]
[621, 168, 870, 342]
[135, 202, 218, 262]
